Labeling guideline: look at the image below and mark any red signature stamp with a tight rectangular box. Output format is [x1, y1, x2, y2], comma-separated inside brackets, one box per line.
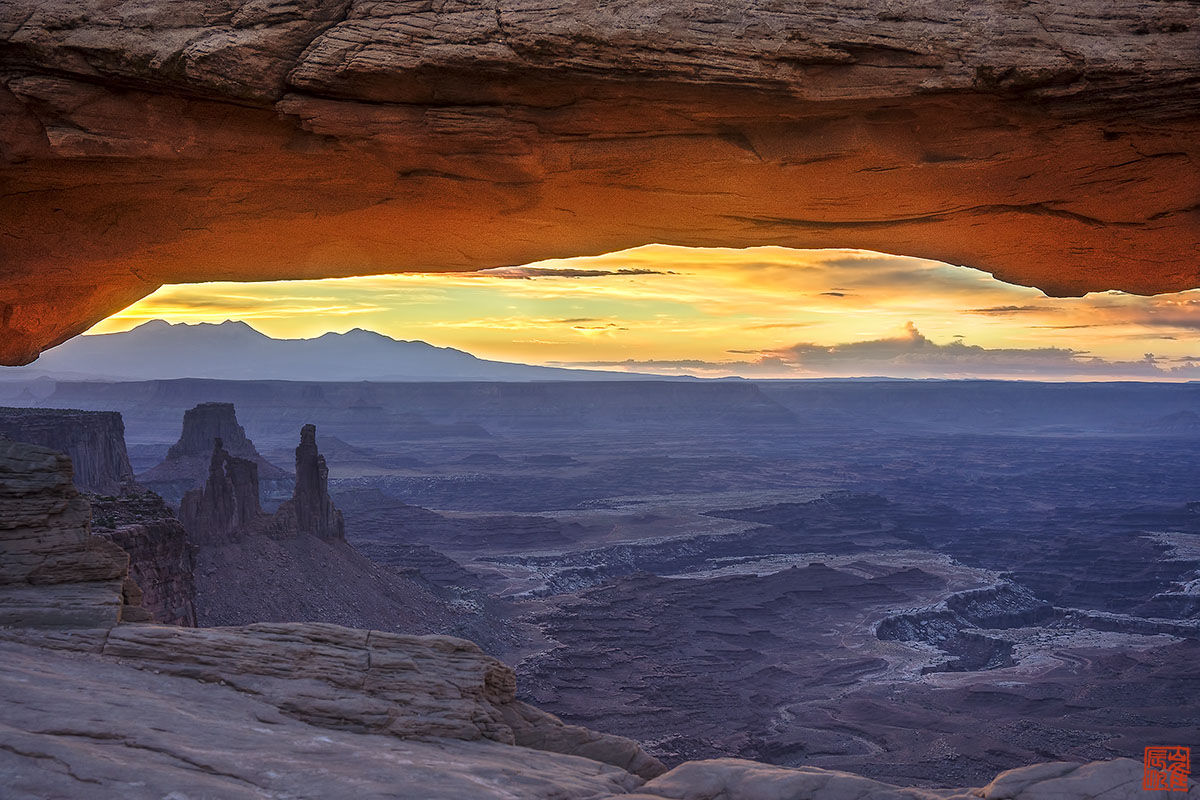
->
[1144, 746, 1190, 792]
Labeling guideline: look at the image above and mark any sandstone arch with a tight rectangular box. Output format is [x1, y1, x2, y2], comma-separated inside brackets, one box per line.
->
[1, 0, 1197, 365]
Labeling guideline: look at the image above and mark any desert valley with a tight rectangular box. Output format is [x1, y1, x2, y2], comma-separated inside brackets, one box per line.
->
[3, 335, 1198, 794]
[3, 0, 1199, 795]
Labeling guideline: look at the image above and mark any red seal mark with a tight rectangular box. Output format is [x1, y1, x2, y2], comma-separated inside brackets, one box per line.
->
[1144, 746, 1190, 792]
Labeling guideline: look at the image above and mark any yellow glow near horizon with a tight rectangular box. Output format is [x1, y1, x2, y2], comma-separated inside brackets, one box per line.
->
[89, 245, 1200, 380]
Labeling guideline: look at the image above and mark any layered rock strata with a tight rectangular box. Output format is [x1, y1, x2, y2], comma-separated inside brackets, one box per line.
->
[1, 0, 1198, 363]
[272, 423, 345, 541]
[176, 424, 485, 644]
[0, 407, 134, 494]
[180, 423, 344, 543]
[0, 439, 150, 627]
[89, 490, 197, 627]
[0, 629, 1190, 799]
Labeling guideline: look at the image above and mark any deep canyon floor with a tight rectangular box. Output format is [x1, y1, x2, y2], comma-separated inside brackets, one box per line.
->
[6, 378, 1199, 787]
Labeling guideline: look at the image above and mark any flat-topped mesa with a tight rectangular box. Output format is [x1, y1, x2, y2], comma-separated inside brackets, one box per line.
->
[0, 408, 134, 494]
[273, 424, 345, 541]
[166, 403, 260, 462]
[179, 438, 265, 546]
[140, 402, 290, 505]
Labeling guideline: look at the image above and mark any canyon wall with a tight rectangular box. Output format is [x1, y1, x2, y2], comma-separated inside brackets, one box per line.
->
[90, 490, 197, 627]
[0, 438, 150, 627]
[0, 408, 196, 626]
[1, 0, 1198, 364]
[0, 408, 134, 494]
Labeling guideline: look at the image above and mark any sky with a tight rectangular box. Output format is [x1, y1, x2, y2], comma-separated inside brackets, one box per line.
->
[88, 245, 1200, 380]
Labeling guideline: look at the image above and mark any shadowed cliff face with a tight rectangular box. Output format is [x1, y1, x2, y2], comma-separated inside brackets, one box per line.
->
[288, 423, 344, 541]
[179, 437, 264, 545]
[0, 409, 134, 494]
[1, 0, 1198, 364]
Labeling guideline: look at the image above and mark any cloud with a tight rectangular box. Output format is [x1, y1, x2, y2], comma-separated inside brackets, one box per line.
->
[967, 305, 1048, 315]
[570, 323, 629, 333]
[557, 323, 1200, 380]
[762, 322, 1197, 378]
[745, 322, 815, 330]
[549, 357, 792, 377]
[471, 267, 674, 280]
[86, 244, 1200, 381]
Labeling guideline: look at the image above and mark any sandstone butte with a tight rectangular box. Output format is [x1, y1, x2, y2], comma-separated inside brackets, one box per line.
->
[1, 0, 1198, 364]
[2, 435, 1197, 798]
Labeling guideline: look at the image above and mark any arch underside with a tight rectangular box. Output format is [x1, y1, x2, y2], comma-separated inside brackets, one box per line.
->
[1, 0, 1197, 365]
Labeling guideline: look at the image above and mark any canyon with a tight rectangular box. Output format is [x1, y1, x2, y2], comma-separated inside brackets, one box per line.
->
[2, 378, 1198, 794]
[0, 408, 134, 494]
[1, 431, 1192, 798]
[1, 0, 1199, 363]
[2, 0, 1196, 795]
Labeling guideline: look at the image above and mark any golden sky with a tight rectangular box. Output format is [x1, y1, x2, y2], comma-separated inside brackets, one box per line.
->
[89, 245, 1200, 380]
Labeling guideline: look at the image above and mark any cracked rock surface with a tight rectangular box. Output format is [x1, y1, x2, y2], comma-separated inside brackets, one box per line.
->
[1, 631, 1193, 799]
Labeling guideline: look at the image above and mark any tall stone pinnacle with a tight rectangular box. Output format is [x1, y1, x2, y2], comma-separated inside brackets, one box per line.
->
[179, 437, 263, 545]
[292, 424, 344, 541]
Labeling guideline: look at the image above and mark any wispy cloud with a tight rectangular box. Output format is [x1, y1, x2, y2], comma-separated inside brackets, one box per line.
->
[555, 322, 1200, 380]
[84, 244, 1200, 381]
[471, 267, 674, 279]
[967, 305, 1049, 315]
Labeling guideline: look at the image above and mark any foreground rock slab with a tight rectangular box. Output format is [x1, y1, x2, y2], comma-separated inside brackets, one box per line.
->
[5, 620, 666, 781]
[3, 632, 1192, 800]
[609, 757, 1193, 800]
[0, 638, 645, 800]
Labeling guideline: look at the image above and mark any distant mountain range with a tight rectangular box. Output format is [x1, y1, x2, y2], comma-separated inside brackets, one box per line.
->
[0, 320, 681, 382]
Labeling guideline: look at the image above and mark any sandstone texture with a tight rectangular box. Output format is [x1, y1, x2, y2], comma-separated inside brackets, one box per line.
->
[1, 0, 1198, 364]
[0, 635, 649, 800]
[274, 423, 345, 541]
[89, 490, 198, 626]
[0, 409, 197, 625]
[0, 627, 1192, 798]
[0, 407, 134, 493]
[2, 619, 667, 780]
[0, 439, 149, 626]
[141, 401, 291, 505]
